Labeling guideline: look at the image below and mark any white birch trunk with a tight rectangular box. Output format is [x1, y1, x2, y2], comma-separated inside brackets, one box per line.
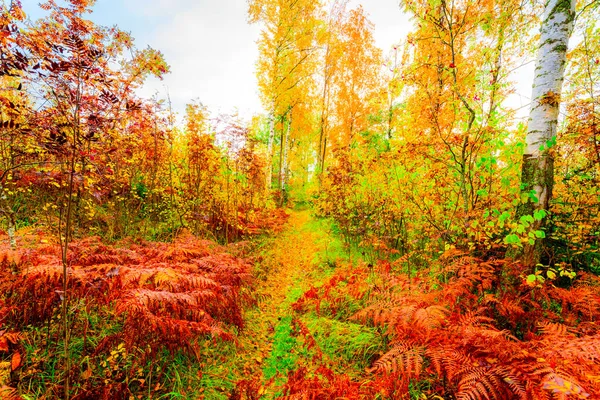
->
[525, 0, 575, 191]
[281, 111, 291, 195]
[7, 224, 16, 249]
[518, 0, 575, 266]
[266, 112, 275, 195]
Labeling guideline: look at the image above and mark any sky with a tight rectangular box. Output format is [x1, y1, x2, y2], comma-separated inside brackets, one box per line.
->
[21, 0, 533, 121]
[22, 0, 414, 120]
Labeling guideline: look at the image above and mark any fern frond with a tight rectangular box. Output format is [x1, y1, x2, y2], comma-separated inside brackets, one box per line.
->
[367, 341, 424, 377]
[484, 294, 526, 321]
[550, 285, 600, 323]
[427, 347, 475, 380]
[537, 321, 575, 337]
[456, 311, 495, 328]
[0, 231, 250, 364]
[412, 305, 449, 330]
[0, 386, 22, 400]
[456, 365, 523, 400]
[117, 289, 213, 313]
[494, 366, 527, 398]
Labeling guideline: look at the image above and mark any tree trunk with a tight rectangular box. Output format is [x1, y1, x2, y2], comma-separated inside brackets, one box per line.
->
[280, 110, 291, 206]
[0, 184, 17, 249]
[266, 112, 275, 195]
[317, 76, 330, 180]
[517, 0, 575, 267]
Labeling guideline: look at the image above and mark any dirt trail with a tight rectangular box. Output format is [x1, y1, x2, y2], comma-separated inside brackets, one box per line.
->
[237, 209, 328, 373]
[200, 209, 338, 398]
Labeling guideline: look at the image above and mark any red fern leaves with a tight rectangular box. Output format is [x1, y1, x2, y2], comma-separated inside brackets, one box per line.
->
[0, 386, 23, 400]
[282, 366, 364, 400]
[354, 256, 600, 399]
[366, 341, 424, 377]
[0, 232, 252, 360]
[115, 288, 233, 351]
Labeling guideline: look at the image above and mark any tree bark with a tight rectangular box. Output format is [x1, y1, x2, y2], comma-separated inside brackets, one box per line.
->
[516, 0, 575, 267]
[266, 112, 275, 195]
[280, 110, 292, 206]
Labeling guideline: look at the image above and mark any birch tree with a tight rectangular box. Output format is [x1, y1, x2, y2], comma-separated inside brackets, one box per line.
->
[518, 0, 576, 267]
[248, 0, 321, 196]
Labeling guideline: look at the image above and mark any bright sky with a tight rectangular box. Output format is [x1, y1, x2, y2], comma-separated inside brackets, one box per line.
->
[22, 0, 532, 121]
[23, 0, 413, 120]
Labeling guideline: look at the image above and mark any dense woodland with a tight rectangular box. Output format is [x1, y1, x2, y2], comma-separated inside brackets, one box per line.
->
[0, 0, 599, 398]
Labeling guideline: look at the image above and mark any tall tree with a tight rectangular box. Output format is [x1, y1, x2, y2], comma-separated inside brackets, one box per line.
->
[316, 0, 347, 177]
[248, 0, 321, 196]
[517, 0, 576, 267]
[396, 0, 530, 240]
[331, 5, 381, 151]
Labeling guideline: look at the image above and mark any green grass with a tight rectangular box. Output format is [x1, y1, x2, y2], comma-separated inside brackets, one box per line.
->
[263, 316, 299, 381]
[302, 315, 383, 373]
[304, 215, 363, 268]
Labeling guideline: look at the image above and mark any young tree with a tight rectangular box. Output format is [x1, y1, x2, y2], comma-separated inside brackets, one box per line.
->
[0, 1, 169, 397]
[395, 0, 530, 244]
[316, 0, 346, 177]
[331, 5, 381, 151]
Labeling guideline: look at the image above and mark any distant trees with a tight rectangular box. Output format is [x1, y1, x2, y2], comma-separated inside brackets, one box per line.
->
[244, 0, 598, 273]
[0, 0, 274, 245]
[248, 0, 322, 201]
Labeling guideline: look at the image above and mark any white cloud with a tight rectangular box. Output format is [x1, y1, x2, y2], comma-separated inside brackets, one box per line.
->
[121, 0, 262, 121]
[132, 0, 415, 122]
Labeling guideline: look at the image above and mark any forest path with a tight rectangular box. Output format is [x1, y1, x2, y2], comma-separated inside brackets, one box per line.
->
[199, 209, 345, 398]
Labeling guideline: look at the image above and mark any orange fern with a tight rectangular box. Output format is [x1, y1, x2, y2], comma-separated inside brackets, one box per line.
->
[0, 231, 252, 363]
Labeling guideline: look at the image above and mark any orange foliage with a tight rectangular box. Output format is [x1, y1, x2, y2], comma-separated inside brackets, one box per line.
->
[291, 254, 600, 399]
[0, 230, 253, 397]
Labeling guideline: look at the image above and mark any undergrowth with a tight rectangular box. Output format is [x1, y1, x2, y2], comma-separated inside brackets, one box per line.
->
[285, 250, 600, 399]
[0, 231, 253, 399]
[3, 211, 599, 399]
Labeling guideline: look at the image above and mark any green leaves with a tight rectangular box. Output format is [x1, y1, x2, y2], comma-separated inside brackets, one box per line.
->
[526, 263, 577, 287]
[504, 234, 521, 245]
[538, 136, 557, 152]
[526, 274, 538, 285]
[533, 209, 547, 221]
[503, 210, 547, 247]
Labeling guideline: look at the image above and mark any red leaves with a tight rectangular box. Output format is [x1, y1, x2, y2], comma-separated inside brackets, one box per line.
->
[287, 254, 600, 399]
[357, 257, 600, 399]
[0, 329, 22, 399]
[283, 366, 364, 399]
[10, 352, 21, 371]
[100, 90, 119, 105]
[292, 264, 370, 317]
[0, 120, 19, 129]
[0, 231, 252, 361]
[0, 386, 23, 400]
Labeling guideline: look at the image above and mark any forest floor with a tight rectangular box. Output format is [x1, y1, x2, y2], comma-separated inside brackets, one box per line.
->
[196, 209, 378, 399]
[5, 207, 597, 399]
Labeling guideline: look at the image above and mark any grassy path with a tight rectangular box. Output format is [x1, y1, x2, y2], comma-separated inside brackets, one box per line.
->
[197, 209, 348, 398]
[237, 210, 332, 381]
